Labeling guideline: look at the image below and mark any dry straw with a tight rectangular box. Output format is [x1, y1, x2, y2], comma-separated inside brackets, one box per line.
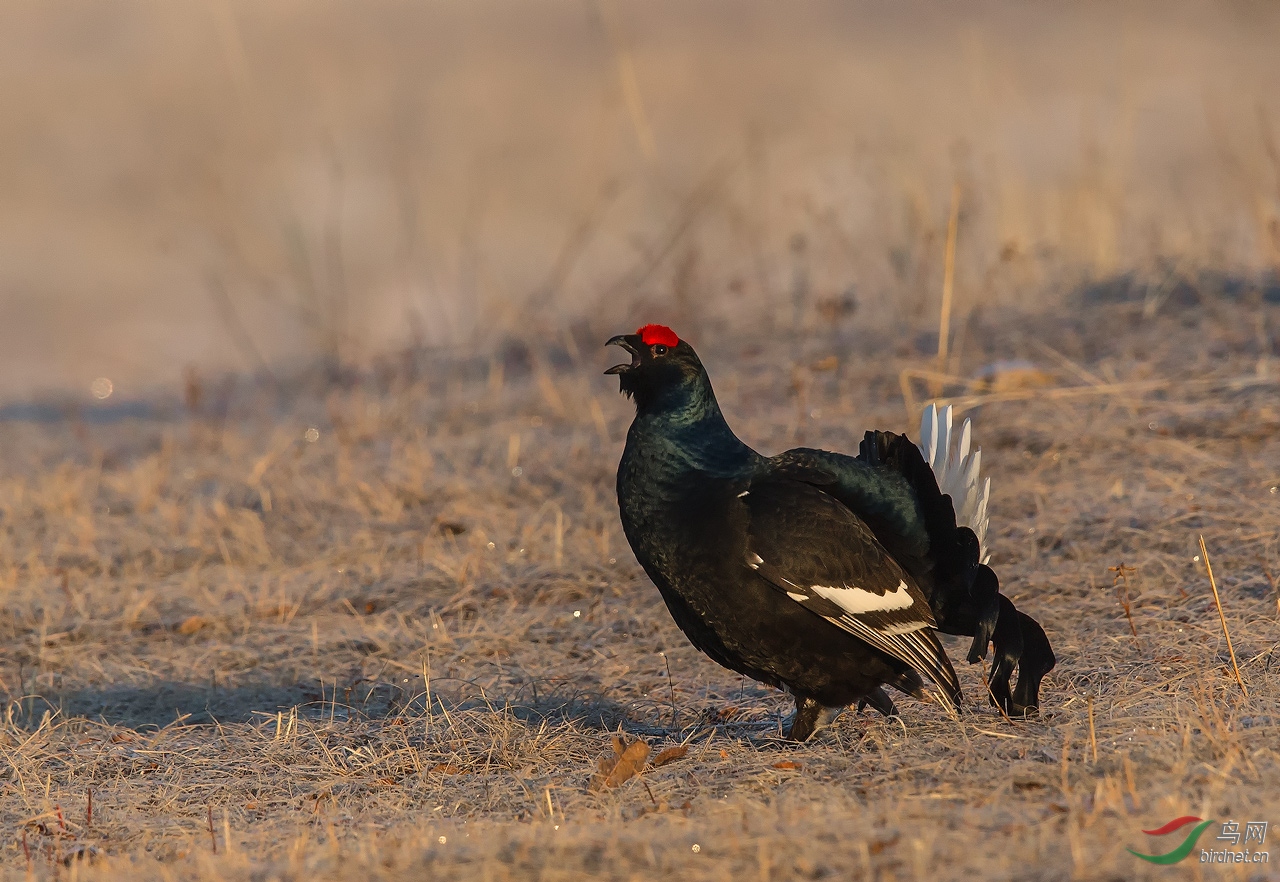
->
[932, 184, 961, 398]
[1199, 535, 1247, 697]
[1086, 696, 1098, 764]
[2, 293, 1278, 879]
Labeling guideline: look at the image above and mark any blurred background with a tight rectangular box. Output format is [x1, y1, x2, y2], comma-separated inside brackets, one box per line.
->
[2, 0, 1279, 401]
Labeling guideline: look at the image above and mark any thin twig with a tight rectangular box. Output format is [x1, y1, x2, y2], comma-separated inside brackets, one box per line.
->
[204, 273, 276, 380]
[978, 657, 1014, 725]
[661, 652, 678, 729]
[605, 155, 739, 298]
[1199, 535, 1247, 696]
[208, 804, 217, 854]
[533, 177, 624, 308]
[902, 369, 1280, 417]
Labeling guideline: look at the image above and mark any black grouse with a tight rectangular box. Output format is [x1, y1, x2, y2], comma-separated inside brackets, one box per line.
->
[607, 324, 1055, 741]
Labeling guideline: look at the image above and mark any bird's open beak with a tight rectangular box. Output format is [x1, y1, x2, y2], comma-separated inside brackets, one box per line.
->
[604, 334, 641, 374]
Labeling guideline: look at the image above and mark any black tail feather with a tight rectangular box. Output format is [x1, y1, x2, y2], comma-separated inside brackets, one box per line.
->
[887, 668, 924, 700]
[858, 686, 899, 717]
[1011, 611, 1056, 713]
[859, 429, 1056, 714]
[966, 564, 1002, 664]
[986, 594, 1023, 713]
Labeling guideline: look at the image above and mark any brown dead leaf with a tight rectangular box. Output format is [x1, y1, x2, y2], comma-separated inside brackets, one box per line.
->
[771, 760, 803, 771]
[430, 763, 465, 775]
[719, 749, 730, 759]
[652, 744, 689, 767]
[175, 615, 206, 635]
[868, 834, 899, 855]
[589, 737, 650, 790]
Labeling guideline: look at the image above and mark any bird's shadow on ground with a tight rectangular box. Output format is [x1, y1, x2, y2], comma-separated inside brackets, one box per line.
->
[9, 677, 792, 744]
[14, 680, 318, 730]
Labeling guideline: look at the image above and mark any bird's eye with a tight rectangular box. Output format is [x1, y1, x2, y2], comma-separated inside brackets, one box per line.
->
[652, 344, 668, 356]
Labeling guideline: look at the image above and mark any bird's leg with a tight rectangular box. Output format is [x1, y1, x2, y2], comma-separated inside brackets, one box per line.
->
[785, 696, 844, 741]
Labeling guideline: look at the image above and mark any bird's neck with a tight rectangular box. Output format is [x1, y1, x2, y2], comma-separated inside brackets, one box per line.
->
[627, 376, 756, 475]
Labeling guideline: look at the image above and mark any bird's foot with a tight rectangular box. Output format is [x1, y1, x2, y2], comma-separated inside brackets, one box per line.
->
[785, 696, 845, 741]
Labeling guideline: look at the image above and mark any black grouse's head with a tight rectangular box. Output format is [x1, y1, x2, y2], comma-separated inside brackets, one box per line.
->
[605, 324, 709, 414]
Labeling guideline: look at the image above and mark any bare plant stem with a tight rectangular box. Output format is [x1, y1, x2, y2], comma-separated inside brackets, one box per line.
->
[933, 183, 961, 398]
[661, 652, 678, 729]
[1087, 696, 1098, 763]
[1199, 535, 1247, 697]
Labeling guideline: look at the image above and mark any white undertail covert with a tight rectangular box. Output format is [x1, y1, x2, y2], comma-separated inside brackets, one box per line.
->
[918, 404, 991, 562]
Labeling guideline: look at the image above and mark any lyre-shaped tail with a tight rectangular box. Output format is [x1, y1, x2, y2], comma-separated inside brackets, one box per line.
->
[919, 404, 991, 561]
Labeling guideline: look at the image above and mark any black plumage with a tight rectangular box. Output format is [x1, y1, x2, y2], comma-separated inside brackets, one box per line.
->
[607, 325, 1055, 740]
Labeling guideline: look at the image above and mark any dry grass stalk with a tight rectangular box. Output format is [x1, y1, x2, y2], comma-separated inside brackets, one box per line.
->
[1264, 566, 1279, 619]
[1122, 754, 1141, 811]
[1086, 696, 1098, 763]
[662, 651, 678, 727]
[1109, 563, 1139, 640]
[594, 0, 656, 161]
[554, 507, 565, 567]
[1059, 727, 1073, 796]
[903, 369, 1280, 417]
[1199, 535, 1248, 697]
[932, 184, 961, 398]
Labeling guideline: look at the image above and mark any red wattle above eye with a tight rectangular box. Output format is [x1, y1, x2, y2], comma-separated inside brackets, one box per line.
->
[637, 324, 679, 347]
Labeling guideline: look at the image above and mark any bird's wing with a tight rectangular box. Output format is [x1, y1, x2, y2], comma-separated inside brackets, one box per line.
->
[740, 478, 961, 710]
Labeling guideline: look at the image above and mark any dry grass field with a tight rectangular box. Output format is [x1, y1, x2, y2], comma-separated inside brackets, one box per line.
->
[2, 2, 1280, 880]
[1, 300, 1278, 881]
